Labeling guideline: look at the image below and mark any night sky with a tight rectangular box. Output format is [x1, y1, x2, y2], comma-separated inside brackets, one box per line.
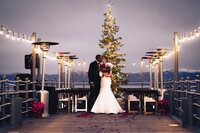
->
[0, 0, 200, 74]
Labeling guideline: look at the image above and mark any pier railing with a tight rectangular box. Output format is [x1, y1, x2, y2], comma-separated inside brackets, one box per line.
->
[0, 76, 36, 127]
[163, 75, 200, 127]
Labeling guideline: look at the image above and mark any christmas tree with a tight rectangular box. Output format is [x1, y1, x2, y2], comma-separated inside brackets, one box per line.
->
[99, 3, 129, 95]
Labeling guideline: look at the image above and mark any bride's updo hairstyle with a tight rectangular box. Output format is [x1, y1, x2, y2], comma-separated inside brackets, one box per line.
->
[102, 56, 108, 62]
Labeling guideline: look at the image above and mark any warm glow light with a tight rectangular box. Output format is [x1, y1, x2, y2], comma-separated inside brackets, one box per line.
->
[12, 32, 15, 40]
[178, 45, 181, 51]
[132, 63, 136, 66]
[35, 48, 42, 54]
[12, 36, 15, 40]
[146, 65, 149, 68]
[191, 33, 195, 39]
[46, 55, 56, 60]
[195, 30, 199, 37]
[183, 35, 186, 41]
[22, 34, 25, 41]
[6, 34, 10, 38]
[0, 26, 3, 34]
[164, 51, 174, 59]
[187, 34, 191, 40]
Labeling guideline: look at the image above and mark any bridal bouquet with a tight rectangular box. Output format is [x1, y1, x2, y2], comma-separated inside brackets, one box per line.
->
[99, 63, 113, 77]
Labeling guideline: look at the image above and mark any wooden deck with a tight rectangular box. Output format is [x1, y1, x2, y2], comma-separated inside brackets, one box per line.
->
[5, 113, 194, 133]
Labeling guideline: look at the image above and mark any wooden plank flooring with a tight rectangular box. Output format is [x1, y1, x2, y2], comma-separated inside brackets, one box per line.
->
[5, 113, 195, 133]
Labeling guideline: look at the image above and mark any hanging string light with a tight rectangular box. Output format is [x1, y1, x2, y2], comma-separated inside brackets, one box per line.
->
[179, 27, 200, 43]
[0, 24, 33, 43]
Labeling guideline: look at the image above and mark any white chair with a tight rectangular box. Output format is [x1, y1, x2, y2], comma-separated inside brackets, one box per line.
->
[128, 95, 140, 113]
[144, 96, 157, 115]
[75, 95, 87, 112]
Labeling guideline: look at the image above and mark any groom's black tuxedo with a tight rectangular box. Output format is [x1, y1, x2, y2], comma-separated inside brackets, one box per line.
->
[88, 60, 101, 111]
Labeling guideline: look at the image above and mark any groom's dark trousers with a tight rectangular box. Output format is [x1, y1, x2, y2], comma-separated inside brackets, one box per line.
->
[88, 61, 101, 112]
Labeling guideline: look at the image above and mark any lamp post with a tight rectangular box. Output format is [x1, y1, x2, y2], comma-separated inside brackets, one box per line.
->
[56, 52, 70, 89]
[83, 59, 85, 88]
[141, 58, 144, 88]
[33, 41, 58, 117]
[67, 56, 78, 113]
[174, 32, 179, 90]
[148, 57, 153, 89]
[37, 38, 41, 82]
[31, 32, 36, 98]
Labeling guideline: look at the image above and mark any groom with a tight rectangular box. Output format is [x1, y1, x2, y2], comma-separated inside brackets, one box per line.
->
[88, 54, 102, 112]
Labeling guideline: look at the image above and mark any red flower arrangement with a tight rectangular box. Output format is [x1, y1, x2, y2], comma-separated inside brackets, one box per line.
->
[30, 101, 45, 118]
[157, 99, 169, 115]
[100, 64, 111, 73]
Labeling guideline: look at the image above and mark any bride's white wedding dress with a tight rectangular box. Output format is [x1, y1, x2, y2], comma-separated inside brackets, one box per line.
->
[91, 63, 124, 114]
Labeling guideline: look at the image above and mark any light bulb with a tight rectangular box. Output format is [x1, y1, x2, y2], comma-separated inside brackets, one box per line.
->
[0, 26, 3, 35]
[12, 32, 15, 40]
[26, 36, 29, 43]
[12, 36, 15, 40]
[187, 34, 191, 40]
[191, 33, 195, 39]
[6, 31, 10, 38]
[132, 63, 136, 66]
[179, 36, 183, 42]
[17, 33, 20, 41]
[195, 30, 199, 37]
[183, 35, 186, 41]
[22, 34, 25, 41]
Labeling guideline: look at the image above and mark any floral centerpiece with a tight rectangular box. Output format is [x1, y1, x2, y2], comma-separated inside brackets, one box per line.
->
[157, 99, 169, 115]
[30, 101, 45, 118]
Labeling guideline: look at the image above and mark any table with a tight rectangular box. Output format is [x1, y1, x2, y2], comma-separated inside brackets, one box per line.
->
[124, 88, 159, 114]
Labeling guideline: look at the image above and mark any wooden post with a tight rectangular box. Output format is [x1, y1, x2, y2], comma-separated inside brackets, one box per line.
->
[180, 77, 185, 98]
[16, 77, 20, 97]
[154, 63, 157, 89]
[186, 76, 190, 98]
[159, 56, 163, 90]
[196, 75, 200, 120]
[64, 61, 68, 89]
[25, 77, 29, 118]
[141, 58, 143, 88]
[164, 79, 166, 89]
[51, 80, 55, 87]
[60, 59, 63, 88]
[149, 62, 153, 89]
[31, 32, 36, 97]
[83, 59, 85, 88]
[1, 76, 6, 125]
[73, 59, 75, 88]
[174, 32, 179, 90]
[58, 59, 61, 89]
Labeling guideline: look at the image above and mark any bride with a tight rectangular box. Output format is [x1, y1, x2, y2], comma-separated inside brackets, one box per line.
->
[91, 56, 124, 114]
